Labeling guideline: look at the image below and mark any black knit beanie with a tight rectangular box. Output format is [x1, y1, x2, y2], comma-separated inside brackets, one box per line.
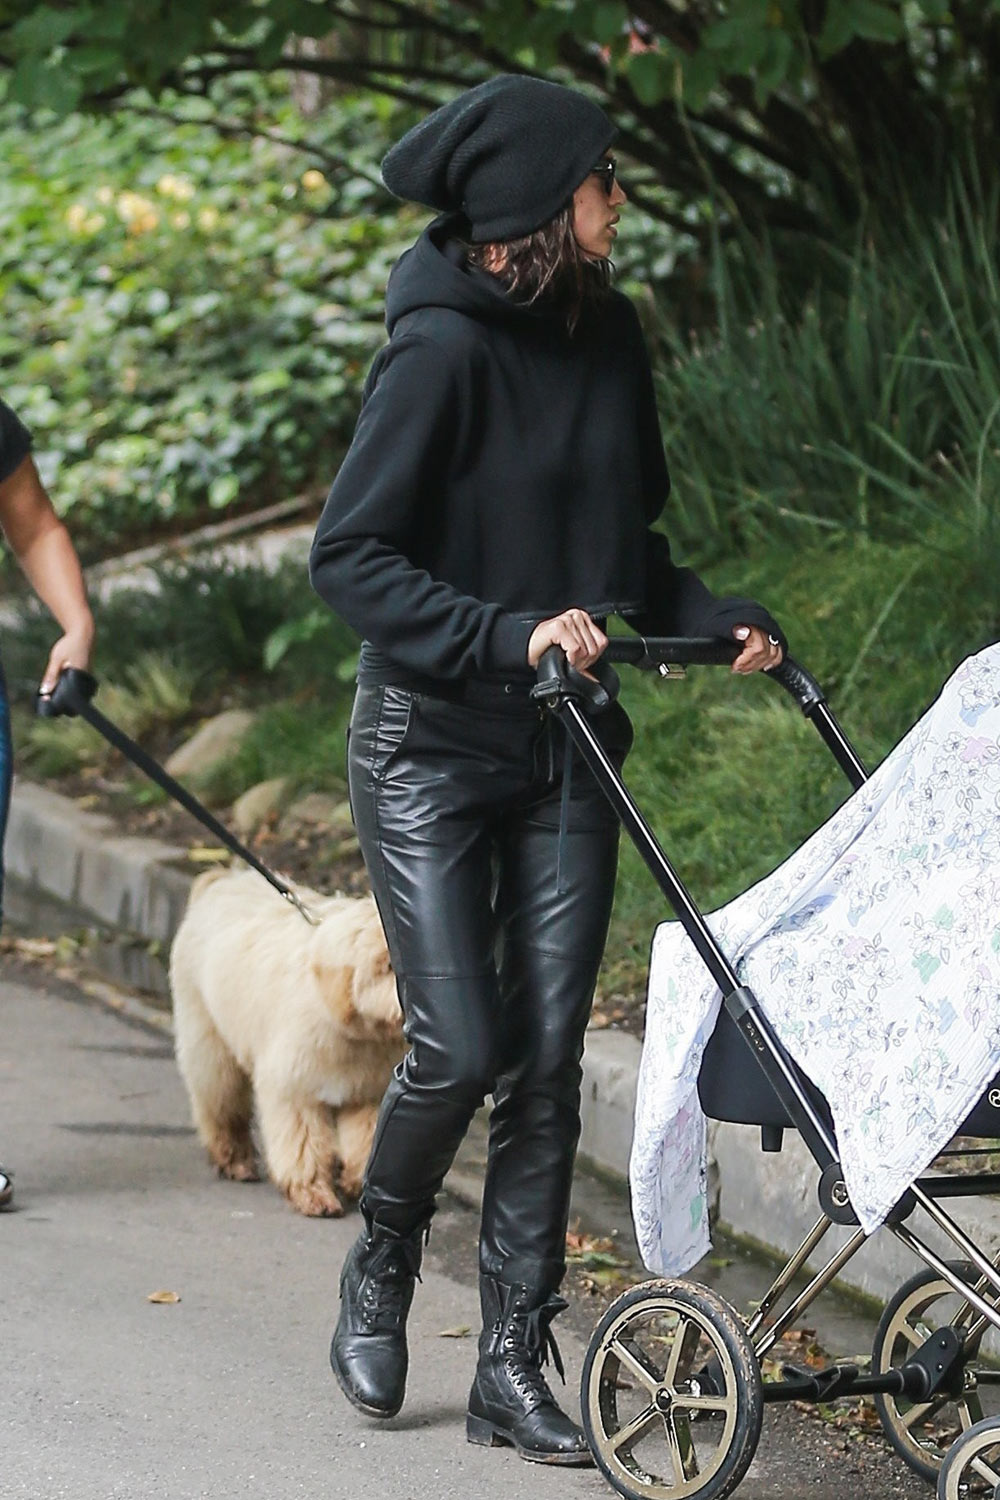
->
[381, 75, 617, 243]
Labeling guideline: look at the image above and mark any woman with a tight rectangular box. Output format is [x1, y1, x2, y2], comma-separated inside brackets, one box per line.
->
[0, 396, 95, 1208]
[309, 74, 784, 1463]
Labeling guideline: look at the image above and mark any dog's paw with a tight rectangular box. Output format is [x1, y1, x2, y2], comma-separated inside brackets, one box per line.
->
[337, 1167, 364, 1201]
[209, 1140, 260, 1182]
[218, 1157, 260, 1183]
[286, 1181, 344, 1217]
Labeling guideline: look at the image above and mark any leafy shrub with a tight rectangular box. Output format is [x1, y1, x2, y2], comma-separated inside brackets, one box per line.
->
[0, 89, 413, 551]
[651, 172, 1000, 566]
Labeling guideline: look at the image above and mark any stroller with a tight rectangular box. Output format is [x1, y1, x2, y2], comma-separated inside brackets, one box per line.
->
[533, 638, 1000, 1500]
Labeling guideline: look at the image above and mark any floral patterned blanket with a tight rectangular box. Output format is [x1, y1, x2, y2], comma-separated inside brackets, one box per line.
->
[631, 643, 1000, 1276]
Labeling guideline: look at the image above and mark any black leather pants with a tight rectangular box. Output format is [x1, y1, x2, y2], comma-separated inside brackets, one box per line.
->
[347, 681, 630, 1293]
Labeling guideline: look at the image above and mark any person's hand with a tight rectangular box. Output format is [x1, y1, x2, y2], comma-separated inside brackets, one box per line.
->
[40, 620, 95, 696]
[731, 624, 782, 675]
[527, 609, 608, 671]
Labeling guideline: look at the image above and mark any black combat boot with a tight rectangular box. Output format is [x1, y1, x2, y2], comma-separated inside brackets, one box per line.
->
[329, 1217, 426, 1418]
[466, 1274, 594, 1465]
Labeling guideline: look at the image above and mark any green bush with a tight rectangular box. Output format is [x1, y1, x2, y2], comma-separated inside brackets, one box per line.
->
[651, 172, 1000, 565]
[0, 91, 413, 552]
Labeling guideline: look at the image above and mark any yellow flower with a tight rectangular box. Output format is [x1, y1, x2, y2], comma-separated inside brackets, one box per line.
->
[197, 205, 220, 232]
[117, 191, 159, 235]
[96, 185, 114, 206]
[301, 169, 327, 191]
[157, 173, 195, 201]
[66, 203, 89, 232]
[171, 210, 191, 230]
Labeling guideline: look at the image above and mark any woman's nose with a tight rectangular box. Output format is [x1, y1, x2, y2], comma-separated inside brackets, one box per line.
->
[610, 179, 627, 207]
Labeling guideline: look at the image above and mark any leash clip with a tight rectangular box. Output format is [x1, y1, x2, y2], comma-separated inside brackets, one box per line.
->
[281, 887, 322, 926]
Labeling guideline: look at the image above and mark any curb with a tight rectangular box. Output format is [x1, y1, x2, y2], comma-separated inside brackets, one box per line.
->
[9, 776, 1000, 1306]
[7, 781, 192, 949]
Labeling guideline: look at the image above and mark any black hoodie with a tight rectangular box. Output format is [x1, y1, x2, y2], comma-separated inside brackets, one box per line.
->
[309, 216, 782, 682]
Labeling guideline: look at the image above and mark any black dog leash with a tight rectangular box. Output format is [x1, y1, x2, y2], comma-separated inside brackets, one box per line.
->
[37, 667, 320, 925]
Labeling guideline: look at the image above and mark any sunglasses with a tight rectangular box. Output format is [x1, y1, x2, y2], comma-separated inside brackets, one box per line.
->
[590, 156, 618, 196]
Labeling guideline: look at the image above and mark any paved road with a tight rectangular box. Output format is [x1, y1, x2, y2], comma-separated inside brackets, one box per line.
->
[2, 961, 928, 1500]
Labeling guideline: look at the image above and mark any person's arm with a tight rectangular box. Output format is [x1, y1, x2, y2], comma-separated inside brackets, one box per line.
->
[309, 335, 533, 678]
[0, 455, 94, 692]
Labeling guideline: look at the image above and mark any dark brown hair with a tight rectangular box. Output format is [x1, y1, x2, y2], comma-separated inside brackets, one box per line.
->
[467, 204, 611, 333]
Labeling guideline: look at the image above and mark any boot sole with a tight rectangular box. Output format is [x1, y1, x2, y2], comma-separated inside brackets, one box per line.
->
[466, 1411, 595, 1466]
[329, 1341, 403, 1420]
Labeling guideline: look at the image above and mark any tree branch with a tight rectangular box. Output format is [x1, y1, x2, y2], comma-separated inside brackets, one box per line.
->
[128, 103, 387, 193]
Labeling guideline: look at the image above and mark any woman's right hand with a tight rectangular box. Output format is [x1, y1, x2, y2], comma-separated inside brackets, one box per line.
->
[527, 609, 608, 670]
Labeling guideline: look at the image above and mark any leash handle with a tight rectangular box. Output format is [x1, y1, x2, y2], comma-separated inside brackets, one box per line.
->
[37, 668, 320, 925]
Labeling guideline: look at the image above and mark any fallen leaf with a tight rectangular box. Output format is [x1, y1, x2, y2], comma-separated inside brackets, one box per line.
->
[565, 1231, 622, 1263]
[437, 1325, 471, 1338]
[147, 1289, 181, 1304]
[186, 846, 230, 864]
[11, 937, 57, 958]
[576, 1250, 630, 1271]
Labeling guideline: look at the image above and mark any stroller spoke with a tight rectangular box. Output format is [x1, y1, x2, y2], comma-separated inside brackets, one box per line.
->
[608, 1336, 662, 1395]
[675, 1391, 731, 1414]
[900, 1397, 942, 1431]
[667, 1410, 700, 1481]
[605, 1402, 662, 1457]
[899, 1318, 935, 1351]
[664, 1316, 703, 1389]
[970, 1452, 1000, 1487]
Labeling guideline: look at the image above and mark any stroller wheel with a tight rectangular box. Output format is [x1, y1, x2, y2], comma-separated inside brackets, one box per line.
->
[936, 1415, 1000, 1498]
[873, 1261, 1000, 1483]
[580, 1278, 762, 1500]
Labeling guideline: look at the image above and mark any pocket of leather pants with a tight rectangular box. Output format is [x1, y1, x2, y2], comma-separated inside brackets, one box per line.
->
[368, 685, 418, 784]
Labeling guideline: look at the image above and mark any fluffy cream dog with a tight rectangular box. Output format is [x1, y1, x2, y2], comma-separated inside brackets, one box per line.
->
[170, 867, 403, 1216]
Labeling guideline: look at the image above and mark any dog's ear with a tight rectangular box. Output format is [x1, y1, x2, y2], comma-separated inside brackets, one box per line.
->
[309, 899, 398, 1033]
[346, 905, 401, 1031]
[310, 954, 360, 1029]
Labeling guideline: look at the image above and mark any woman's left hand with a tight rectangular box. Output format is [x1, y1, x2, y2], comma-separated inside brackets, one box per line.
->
[40, 622, 94, 696]
[731, 624, 782, 675]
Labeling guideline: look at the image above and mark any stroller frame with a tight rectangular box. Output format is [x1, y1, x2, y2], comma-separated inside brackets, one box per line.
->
[534, 639, 1000, 1500]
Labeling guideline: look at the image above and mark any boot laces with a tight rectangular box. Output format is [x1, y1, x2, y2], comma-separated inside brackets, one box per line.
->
[497, 1290, 568, 1407]
[359, 1230, 424, 1334]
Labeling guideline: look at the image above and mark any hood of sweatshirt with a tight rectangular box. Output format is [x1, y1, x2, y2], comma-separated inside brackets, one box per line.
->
[384, 213, 559, 335]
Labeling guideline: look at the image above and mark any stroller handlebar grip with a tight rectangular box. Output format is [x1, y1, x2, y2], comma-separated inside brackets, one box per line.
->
[601, 637, 828, 716]
[531, 647, 621, 713]
[765, 657, 826, 714]
[603, 636, 739, 667]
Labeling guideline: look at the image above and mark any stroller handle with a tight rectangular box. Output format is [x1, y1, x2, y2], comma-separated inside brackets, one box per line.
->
[602, 636, 826, 716]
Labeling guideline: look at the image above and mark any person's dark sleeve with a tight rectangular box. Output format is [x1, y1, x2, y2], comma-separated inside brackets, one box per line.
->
[0, 398, 32, 485]
[621, 309, 787, 651]
[309, 336, 534, 678]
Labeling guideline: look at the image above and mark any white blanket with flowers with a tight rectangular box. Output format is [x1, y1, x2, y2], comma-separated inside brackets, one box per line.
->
[631, 643, 1000, 1276]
